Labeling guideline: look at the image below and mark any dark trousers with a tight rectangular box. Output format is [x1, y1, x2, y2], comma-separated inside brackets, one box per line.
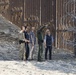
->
[38, 43, 43, 61]
[25, 43, 29, 60]
[45, 46, 52, 60]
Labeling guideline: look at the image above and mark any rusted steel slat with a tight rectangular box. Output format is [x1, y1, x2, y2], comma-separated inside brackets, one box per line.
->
[24, 20, 39, 23]
[0, 2, 9, 6]
[11, 10, 22, 13]
[57, 29, 72, 32]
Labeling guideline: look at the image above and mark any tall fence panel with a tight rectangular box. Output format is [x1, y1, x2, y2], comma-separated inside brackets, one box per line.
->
[0, 0, 56, 28]
[56, 0, 76, 52]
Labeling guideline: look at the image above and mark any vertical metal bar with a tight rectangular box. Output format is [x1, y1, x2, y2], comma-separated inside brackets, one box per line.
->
[66, 0, 68, 49]
[61, 0, 64, 49]
[40, 0, 41, 25]
[22, 0, 25, 25]
[74, 0, 75, 27]
[73, 0, 75, 53]
[55, 0, 57, 48]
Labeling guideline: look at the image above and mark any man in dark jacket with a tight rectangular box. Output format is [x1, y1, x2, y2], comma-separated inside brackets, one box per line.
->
[37, 25, 48, 61]
[23, 26, 30, 60]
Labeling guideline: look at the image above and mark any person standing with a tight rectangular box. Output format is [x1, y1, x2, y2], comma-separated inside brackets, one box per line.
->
[44, 29, 53, 60]
[19, 25, 30, 60]
[29, 27, 36, 60]
[37, 25, 48, 61]
[19, 25, 26, 60]
[23, 26, 30, 60]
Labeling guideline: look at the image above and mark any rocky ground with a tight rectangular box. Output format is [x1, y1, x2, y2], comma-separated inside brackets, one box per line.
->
[0, 15, 76, 75]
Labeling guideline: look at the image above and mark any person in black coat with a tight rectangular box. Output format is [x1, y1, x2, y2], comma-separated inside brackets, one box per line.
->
[37, 25, 48, 61]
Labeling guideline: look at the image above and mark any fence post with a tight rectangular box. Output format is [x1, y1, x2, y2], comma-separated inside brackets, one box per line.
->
[22, 0, 25, 25]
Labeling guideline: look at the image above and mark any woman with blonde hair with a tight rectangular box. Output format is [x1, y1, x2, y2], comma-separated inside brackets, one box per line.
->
[44, 29, 53, 60]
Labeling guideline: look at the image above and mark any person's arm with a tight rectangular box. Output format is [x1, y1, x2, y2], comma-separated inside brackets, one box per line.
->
[29, 32, 34, 45]
[19, 30, 23, 33]
[37, 25, 48, 33]
[44, 36, 46, 48]
[19, 30, 24, 33]
[24, 39, 30, 43]
[52, 36, 54, 43]
[32, 36, 34, 45]
[51, 36, 54, 46]
[37, 25, 48, 32]
[30, 33, 34, 45]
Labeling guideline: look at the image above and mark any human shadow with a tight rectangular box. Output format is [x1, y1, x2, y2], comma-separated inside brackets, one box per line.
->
[31, 54, 76, 74]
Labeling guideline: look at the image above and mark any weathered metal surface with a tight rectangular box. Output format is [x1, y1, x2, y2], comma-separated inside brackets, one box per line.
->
[0, 0, 56, 28]
[56, 0, 76, 51]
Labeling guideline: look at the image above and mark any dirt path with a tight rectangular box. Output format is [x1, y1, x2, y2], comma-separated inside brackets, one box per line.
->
[0, 60, 76, 75]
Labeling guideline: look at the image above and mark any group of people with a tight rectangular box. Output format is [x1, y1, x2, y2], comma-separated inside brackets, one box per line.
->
[19, 25, 53, 61]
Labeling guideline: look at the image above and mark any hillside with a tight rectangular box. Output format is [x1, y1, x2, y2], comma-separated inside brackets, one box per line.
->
[0, 15, 20, 60]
